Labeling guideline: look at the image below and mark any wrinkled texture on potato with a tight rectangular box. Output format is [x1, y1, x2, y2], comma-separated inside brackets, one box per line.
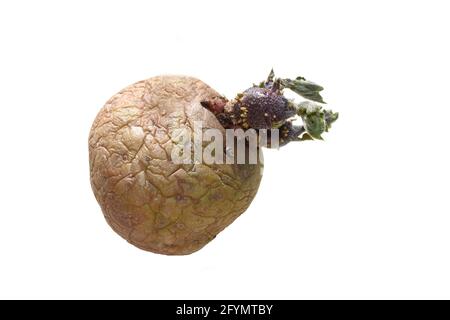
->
[89, 76, 263, 255]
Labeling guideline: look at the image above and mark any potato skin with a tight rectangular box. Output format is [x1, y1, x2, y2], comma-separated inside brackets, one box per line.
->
[89, 76, 263, 255]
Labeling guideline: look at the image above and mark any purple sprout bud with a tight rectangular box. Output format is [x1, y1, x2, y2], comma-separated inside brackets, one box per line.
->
[233, 87, 295, 129]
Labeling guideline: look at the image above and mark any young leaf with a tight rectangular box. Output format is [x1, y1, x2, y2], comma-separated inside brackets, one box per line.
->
[266, 68, 275, 83]
[280, 78, 326, 103]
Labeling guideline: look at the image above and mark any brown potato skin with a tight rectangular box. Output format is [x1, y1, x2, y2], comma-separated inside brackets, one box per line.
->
[89, 76, 263, 255]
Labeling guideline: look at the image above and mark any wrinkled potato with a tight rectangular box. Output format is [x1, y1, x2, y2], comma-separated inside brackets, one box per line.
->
[89, 76, 263, 255]
[90, 72, 337, 255]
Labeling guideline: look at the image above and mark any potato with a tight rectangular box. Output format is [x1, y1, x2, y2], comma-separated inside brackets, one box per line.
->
[89, 76, 263, 255]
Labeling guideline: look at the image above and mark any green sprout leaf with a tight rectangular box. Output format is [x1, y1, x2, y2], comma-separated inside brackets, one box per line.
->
[324, 110, 339, 131]
[280, 78, 326, 104]
[266, 68, 275, 83]
[296, 101, 338, 140]
[299, 132, 314, 141]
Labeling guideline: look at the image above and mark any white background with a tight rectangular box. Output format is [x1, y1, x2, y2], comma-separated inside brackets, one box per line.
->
[1, 0, 449, 299]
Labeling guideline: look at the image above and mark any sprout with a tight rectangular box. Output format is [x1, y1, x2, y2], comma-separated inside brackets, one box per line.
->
[202, 69, 338, 145]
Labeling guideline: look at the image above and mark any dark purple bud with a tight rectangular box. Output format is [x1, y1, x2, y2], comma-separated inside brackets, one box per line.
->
[233, 87, 295, 129]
